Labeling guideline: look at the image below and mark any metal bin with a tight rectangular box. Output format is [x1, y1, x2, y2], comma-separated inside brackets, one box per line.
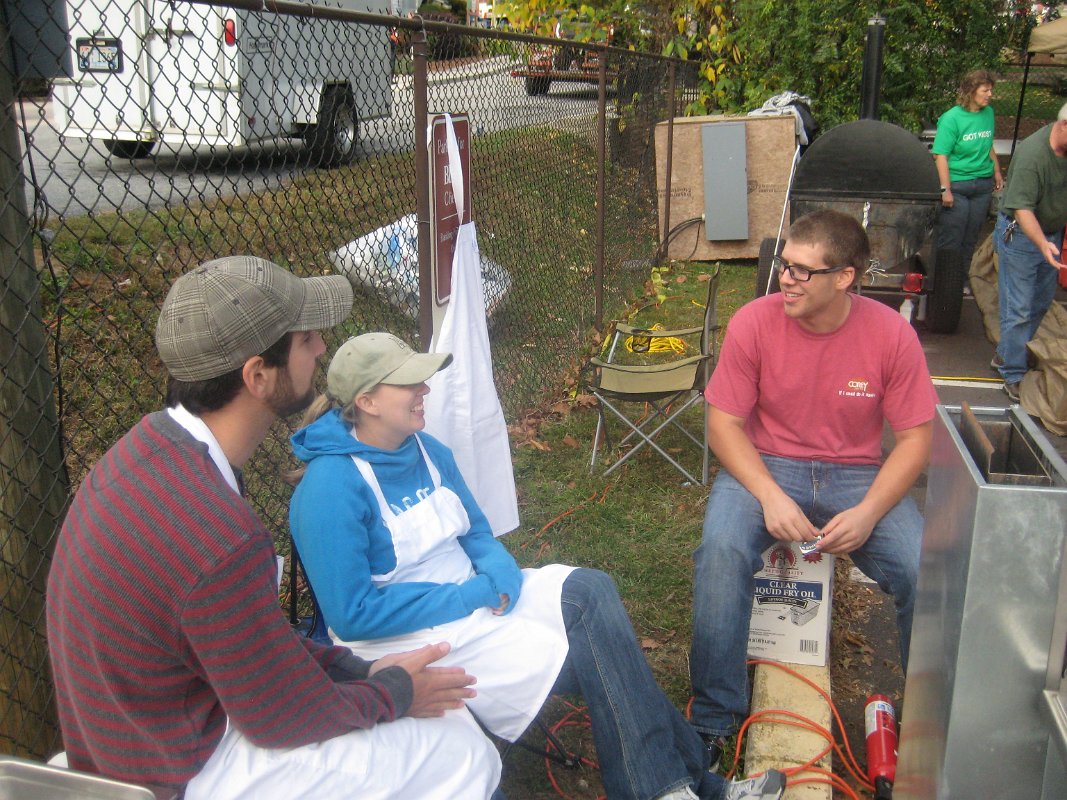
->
[895, 404, 1067, 800]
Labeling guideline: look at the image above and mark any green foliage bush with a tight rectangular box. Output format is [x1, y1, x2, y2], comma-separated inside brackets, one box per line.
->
[726, 0, 1022, 131]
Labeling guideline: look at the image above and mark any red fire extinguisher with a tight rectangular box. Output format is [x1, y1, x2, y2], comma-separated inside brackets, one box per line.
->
[1060, 225, 1067, 290]
[864, 694, 898, 800]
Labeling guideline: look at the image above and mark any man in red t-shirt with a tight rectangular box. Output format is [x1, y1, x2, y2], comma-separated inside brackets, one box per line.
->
[688, 210, 937, 769]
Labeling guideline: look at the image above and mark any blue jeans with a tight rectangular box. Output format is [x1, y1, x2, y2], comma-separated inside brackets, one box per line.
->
[555, 569, 728, 800]
[688, 456, 923, 737]
[937, 177, 994, 272]
[994, 211, 1062, 385]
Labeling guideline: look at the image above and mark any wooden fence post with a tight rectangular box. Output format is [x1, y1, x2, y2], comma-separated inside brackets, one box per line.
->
[0, 19, 69, 757]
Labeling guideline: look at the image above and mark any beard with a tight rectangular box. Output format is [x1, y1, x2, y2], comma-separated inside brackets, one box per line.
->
[268, 369, 316, 418]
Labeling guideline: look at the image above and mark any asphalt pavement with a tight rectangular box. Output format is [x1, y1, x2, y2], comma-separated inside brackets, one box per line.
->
[16, 58, 600, 218]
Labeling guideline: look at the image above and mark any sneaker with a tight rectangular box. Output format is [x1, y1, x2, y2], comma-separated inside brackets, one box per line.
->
[701, 734, 727, 772]
[723, 769, 787, 800]
[1004, 381, 1021, 402]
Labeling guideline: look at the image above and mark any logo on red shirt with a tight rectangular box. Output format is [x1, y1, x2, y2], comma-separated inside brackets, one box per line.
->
[839, 377, 876, 399]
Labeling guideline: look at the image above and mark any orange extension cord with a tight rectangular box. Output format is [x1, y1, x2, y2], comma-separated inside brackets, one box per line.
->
[538, 660, 878, 799]
[520, 485, 613, 560]
[685, 659, 877, 799]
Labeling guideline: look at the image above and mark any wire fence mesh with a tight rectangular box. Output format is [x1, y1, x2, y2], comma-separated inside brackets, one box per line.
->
[998, 52, 1067, 145]
[2, 0, 697, 758]
[5, 0, 1062, 766]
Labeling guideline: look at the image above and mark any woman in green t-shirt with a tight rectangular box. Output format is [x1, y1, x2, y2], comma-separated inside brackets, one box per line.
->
[932, 69, 1004, 277]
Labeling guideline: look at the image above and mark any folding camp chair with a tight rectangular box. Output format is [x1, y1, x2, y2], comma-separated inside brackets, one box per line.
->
[586, 266, 720, 485]
[288, 534, 331, 644]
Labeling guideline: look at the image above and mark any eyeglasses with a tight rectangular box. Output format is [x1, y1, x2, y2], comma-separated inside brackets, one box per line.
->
[771, 256, 850, 282]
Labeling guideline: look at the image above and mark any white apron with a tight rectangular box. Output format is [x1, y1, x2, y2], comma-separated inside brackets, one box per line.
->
[335, 436, 574, 741]
[424, 113, 520, 537]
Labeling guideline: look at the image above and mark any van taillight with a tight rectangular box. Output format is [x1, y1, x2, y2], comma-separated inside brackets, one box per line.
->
[902, 272, 924, 293]
[224, 19, 236, 46]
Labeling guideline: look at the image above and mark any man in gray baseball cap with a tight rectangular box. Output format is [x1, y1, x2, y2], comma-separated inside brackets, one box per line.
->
[47, 256, 501, 799]
[155, 255, 353, 381]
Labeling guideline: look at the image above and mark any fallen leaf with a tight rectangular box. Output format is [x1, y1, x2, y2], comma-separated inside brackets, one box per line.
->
[518, 438, 551, 451]
[844, 631, 868, 648]
[562, 435, 580, 448]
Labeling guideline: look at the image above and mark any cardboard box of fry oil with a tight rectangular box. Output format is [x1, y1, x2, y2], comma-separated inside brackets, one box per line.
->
[746, 542, 834, 666]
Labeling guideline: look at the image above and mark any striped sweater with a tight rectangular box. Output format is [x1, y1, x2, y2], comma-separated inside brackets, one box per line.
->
[46, 411, 413, 792]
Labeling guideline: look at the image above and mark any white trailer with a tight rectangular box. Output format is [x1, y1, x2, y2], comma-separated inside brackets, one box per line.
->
[53, 0, 394, 164]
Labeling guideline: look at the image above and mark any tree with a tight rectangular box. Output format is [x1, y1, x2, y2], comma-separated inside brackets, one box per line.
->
[500, 0, 669, 50]
[723, 0, 1017, 130]
[661, 0, 741, 115]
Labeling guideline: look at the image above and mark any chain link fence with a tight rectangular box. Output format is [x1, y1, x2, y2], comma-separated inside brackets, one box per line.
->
[998, 51, 1067, 145]
[1, 0, 697, 758]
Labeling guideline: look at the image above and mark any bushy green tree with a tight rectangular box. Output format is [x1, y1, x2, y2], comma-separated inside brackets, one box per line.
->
[661, 0, 741, 115]
[503, 0, 1029, 131]
[500, 0, 669, 50]
[725, 0, 1019, 130]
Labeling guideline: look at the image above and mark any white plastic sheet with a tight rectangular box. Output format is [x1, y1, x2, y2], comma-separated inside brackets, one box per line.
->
[329, 214, 511, 319]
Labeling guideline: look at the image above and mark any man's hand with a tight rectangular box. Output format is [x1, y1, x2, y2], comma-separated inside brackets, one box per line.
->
[371, 642, 477, 718]
[1016, 209, 1067, 269]
[761, 489, 820, 542]
[817, 505, 879, 554]
[1040, 238, 1066, 270]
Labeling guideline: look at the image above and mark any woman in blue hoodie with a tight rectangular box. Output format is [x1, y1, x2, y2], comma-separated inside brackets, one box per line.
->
[289, 332, 784, 800]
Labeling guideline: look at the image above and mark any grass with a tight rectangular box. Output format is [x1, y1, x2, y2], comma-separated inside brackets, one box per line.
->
[39, 123, 654, 509]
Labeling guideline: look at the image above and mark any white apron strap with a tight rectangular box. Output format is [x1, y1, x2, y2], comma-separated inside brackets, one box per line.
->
[350, 434, 442, 522]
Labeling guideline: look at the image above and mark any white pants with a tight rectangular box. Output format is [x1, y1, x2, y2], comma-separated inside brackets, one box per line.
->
[185, 706, 500, 800]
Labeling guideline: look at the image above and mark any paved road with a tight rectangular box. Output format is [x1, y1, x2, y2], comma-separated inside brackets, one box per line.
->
[16, 56, 600, 219]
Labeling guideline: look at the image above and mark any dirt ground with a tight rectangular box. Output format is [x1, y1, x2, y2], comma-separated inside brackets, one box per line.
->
[997, 114, 1050, 142]
[827, 552, 907, 797]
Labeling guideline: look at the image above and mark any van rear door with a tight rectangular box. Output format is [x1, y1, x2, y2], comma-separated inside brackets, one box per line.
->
[58, 0, 153, 142]
[146, 1, 235, 148]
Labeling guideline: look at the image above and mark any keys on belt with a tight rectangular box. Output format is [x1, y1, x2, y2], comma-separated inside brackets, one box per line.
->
[1003, 218, 1018, 243]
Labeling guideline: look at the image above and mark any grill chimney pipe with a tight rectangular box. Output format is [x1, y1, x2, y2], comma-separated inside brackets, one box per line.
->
[860, 15, 886, 120]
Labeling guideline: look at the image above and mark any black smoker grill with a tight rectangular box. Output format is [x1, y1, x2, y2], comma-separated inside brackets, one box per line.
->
[758, 119, 963, 334]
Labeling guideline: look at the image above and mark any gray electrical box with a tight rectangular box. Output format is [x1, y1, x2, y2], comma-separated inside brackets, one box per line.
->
[701, 122, 748, 241]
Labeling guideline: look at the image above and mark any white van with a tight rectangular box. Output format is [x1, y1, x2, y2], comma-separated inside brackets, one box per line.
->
[53, 0, 394, 165]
